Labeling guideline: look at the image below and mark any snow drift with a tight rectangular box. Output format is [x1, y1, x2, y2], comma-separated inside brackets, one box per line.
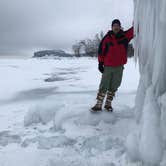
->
[126, 0, 166, 165]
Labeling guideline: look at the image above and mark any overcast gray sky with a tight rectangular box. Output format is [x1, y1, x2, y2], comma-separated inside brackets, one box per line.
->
[0, 0, 133, 56]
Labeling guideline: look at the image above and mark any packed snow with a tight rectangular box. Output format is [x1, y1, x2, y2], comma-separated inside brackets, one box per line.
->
[0, 57, 140, 166]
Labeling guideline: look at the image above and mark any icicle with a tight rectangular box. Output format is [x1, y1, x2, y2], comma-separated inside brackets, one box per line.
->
[127, 0, 166, 164]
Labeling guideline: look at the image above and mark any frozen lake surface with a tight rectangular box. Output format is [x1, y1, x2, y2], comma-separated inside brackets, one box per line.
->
[0, 57, 141, 166]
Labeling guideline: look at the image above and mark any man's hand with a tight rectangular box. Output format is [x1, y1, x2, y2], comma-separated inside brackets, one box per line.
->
[98, 62, 104, 73]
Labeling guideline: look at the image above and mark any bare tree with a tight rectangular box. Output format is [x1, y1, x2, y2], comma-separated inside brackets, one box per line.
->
[72, 44, 81, 57]
[72, 31, 107, 57]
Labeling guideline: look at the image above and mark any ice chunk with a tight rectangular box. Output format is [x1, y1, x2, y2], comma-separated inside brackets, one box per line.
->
[24, 101, 62, 126]
[0, 131, 21, 146]
[130, 0, 166, 164]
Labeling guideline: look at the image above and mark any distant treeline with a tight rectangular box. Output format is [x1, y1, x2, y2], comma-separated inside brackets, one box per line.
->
[72, 31, 134, 58]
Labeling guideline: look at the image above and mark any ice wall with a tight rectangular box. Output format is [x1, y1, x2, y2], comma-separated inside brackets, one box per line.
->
[127, 0, 166, 165]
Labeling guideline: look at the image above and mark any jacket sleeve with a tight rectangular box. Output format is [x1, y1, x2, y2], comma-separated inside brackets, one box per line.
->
[98, 35, 107, 64]
[125, 27, 134, 42]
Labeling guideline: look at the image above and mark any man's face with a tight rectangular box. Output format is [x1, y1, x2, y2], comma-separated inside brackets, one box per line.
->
[112, 23, 121, 34]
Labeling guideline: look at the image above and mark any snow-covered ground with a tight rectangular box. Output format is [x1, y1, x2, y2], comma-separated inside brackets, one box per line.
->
[0, 57, 140, 166]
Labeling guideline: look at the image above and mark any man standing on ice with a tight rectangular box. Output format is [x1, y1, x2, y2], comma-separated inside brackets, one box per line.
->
[91, 19, 134, 112]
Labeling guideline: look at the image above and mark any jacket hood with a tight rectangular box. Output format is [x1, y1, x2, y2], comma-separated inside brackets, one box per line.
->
[107, 29, 125, 38]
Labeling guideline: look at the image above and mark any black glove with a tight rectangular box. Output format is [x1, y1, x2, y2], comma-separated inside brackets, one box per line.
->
[98, 62, 104, 73]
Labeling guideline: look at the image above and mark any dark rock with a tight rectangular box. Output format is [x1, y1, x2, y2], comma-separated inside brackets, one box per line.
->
[33, 50, 74, 58]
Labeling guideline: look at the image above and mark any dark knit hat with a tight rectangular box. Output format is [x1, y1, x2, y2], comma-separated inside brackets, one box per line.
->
[112, 19, 121, 26]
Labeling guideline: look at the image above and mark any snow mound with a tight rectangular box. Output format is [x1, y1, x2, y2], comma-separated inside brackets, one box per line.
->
[53, 108, 117, 131]
[24, 101, 63, 126]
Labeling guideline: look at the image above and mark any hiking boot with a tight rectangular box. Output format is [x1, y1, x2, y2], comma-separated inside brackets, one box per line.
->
[91, 104, 102, 112]
[91, 91, 106, 112]
[104, 91, 115, 112]
[104, 105, 113, 112]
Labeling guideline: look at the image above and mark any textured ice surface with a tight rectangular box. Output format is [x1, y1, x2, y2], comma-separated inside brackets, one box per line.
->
[0, 57, 139, 166]
[126, 0, 166, 165]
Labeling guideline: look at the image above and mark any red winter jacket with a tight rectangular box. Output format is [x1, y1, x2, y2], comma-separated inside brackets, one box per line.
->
[98, 27, 134, 67]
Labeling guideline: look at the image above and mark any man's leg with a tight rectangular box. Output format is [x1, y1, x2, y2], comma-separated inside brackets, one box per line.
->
[104, 66, 124, 111]
[110, 66, 124, 92]
[91, 67, 111, 112]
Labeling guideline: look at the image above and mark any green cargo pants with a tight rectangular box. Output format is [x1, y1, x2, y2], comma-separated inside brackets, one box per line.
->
[99, 66, 124, 93]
